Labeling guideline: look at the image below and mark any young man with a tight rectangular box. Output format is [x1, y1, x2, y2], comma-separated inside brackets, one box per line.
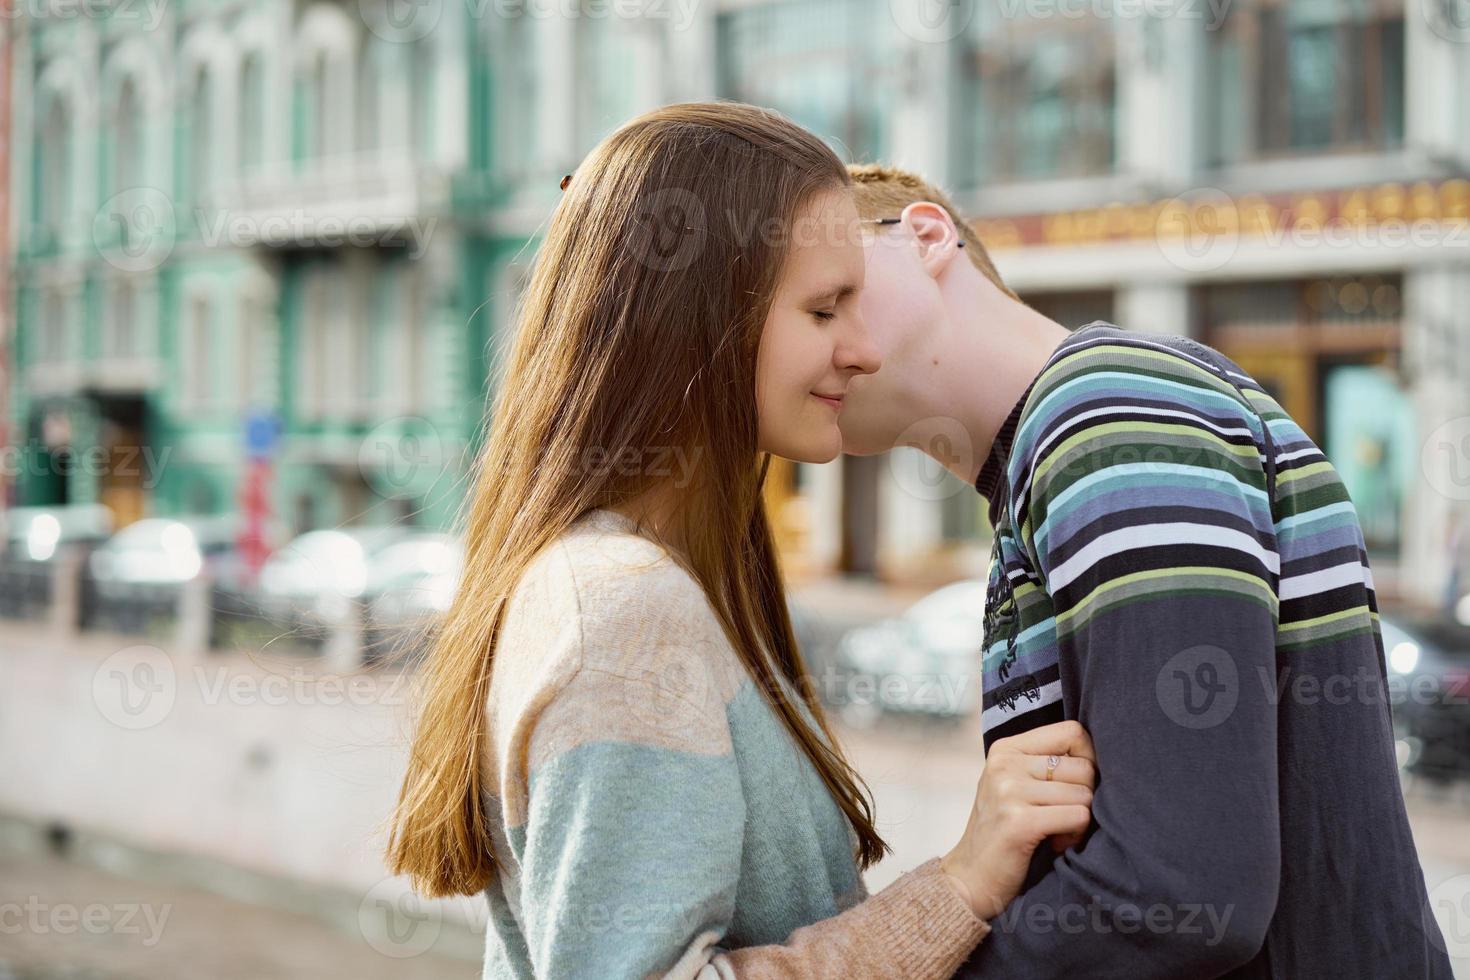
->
[841, 164, 1453, 978]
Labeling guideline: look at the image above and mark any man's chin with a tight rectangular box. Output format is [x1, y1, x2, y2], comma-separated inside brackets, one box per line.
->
[836, 428, 891, 457]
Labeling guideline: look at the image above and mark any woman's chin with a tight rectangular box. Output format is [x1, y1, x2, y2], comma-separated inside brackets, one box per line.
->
[761, 427, 842, 465]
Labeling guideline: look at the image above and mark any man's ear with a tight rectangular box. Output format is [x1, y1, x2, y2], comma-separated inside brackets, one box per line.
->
[901, 201, 963, 280]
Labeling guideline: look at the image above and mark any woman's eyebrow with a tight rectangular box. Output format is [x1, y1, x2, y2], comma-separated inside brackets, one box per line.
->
[803, 282, 859, 305]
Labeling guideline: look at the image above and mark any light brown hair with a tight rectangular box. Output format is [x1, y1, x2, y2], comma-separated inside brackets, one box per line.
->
[387, 102, 886, 898]
[848, 163, 1020, 301]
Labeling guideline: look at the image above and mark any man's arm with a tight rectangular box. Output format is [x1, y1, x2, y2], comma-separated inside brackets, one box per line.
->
[959, 387, 1283, 978]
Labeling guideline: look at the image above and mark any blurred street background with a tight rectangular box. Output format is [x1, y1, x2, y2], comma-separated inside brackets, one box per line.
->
[3, 0, 1470, 975]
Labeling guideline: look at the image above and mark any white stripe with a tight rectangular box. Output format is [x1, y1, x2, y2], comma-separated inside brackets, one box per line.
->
[1046, 522, 1280, 592]
[1275, 446, 1324, 464]
[1279, 561, 1372, 601]
[1017, 384, 1257, 508]
[982, 679, 1063, 731]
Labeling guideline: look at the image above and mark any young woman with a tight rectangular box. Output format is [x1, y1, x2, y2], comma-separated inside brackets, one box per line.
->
[387, 102, 1096, 978]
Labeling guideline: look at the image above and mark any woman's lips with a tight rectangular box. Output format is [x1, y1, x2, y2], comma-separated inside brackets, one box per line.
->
[812, 392, 844, 411]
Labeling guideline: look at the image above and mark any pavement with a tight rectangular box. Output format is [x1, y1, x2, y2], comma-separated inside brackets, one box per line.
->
[3, 604, 1470, 977]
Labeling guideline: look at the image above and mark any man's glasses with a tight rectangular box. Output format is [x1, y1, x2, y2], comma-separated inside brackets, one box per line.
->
[860, 217, 965, 247]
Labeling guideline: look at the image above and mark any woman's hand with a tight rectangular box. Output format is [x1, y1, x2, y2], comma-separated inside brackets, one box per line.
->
[939, 719, 1097, 921]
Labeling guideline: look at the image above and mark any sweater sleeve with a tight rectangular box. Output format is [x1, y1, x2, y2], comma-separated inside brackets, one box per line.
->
[957, 384, 1284, 978]
[514, 575, 989, 979]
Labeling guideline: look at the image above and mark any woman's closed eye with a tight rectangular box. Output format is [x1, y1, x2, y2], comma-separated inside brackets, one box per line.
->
[811, 309, 836, 322]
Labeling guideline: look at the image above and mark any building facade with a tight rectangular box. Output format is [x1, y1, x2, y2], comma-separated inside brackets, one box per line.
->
[718, 0, 1470, 606]
[8, 0, 1470, 607]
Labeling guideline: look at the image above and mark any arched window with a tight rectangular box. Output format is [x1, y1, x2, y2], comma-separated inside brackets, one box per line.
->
[188, 66, 214, 203]
[240, 52, 265, 175]
[114, 78, 142, 194]
[35, 94, 72, 231]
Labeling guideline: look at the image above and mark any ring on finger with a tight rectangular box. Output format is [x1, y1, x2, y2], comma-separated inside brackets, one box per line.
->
[1044, 754, 1061, 781]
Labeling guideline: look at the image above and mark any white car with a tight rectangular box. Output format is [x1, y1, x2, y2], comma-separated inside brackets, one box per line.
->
[833, 579, 988, 727]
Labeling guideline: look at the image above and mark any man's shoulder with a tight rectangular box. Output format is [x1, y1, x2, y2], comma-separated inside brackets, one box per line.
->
[1013, 323, 1264, 467]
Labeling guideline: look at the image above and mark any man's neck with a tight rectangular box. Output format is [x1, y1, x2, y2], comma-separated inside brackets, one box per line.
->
[923, 300, 1071, 486]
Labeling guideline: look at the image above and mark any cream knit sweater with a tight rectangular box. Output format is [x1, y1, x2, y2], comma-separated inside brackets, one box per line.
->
[478, 507, 991, 978]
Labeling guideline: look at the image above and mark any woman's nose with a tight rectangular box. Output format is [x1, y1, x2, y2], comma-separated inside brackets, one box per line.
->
[836, 314, 883, 377]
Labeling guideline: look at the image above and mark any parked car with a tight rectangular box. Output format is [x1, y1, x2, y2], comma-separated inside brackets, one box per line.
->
[257, 526, 414, 620]
[1, 504, 113, 563]
[86, 516, 241, 595]
[1382, 612, 1470, 783]
[365, 533, 464, 628]
[832, 578, 987, 727]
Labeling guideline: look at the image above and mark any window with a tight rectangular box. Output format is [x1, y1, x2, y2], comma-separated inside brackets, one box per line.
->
[298, 267, 330, 418]
[955, 7, 1116, 183]
[574, 15, 639, 151]
[104, 279, 138, 359]
[184, 294, 214, 409]
[240, 53, 265, 175]
[358, 41, 382, 156]
[36, 95, 72, 232]
[189, 67, 214, 204]
[239, 290, 274, 410]
[114, 79, 142, 195]
[1207, 0, 1405, 164]
[716, 0, 895, 162]
[411, 37, 435, 158]
[294, 51, 331, 166]
[485, 13, 537, 180]
[39, 288, 69, 364]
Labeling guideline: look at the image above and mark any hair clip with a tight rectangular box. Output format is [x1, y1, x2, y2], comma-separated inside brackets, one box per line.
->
[560, 174, 572, 191]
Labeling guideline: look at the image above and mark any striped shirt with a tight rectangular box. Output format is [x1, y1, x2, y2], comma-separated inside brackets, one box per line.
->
[959, 322, 1451, 978]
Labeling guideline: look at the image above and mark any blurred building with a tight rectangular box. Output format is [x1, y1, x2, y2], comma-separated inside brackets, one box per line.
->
[7, 0, 1470, 605]
[1, 0, 12, 508]
[725, 0, 1470, 606]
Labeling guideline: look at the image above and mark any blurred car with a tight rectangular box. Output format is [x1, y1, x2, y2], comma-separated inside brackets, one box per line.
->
[86, 516, 242, 595]
[257, 526, 414, 621]
[365, 533, 464, 628]
[832, 578, 987, 727]
[1, 504, 114, 563]
[1382, 613, 1470, 783]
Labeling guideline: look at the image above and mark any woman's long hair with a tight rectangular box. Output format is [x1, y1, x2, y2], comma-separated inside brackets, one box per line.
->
[386, 101, 886, 897]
